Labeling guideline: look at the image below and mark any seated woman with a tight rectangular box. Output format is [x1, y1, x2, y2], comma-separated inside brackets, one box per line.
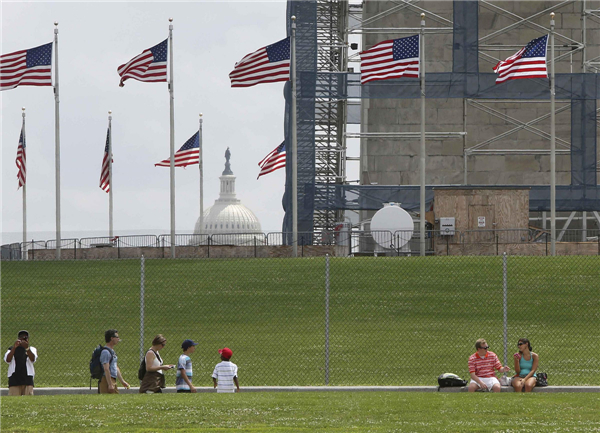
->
[511, 338, 538, 393]
[139, 334, 174, 394]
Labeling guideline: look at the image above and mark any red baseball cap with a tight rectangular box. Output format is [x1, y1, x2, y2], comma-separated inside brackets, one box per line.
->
[218, 347, 233, 360]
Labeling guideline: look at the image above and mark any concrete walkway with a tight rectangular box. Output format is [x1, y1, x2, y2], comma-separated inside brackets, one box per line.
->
[2, 386, 599, 396]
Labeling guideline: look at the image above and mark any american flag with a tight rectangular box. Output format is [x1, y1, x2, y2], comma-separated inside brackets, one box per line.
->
[117, 39, 168, 87]
[16, 125, 26, 189]
[494, 35, 548, 84]
[257, 142, 286, 179]
[360, 35, 419, 85]
[99, 128, 111, 193]
[1, 42, 53, 91]
[229, 37, 290, 88]
[155, 132, 200, 168]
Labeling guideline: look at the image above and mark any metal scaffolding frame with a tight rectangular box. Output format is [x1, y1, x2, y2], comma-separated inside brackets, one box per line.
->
[288, 0, 599, 235]
[313, 0, 349, 231]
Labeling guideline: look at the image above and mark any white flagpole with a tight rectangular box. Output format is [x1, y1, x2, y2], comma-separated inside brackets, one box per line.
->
[550, 13, 556, 256]
[291, 15, 298, 258]
[22, 107, 27, 261]
[199, 113, 204, 236]
[420, 14, 426, 256]
[108, 110, 114, 238]
[168, 18, 176, 258]
[54, 22, 62, 259]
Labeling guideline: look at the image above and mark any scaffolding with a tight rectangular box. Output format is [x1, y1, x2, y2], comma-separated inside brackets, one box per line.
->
[286, 0, 599, 235]
[313, 0, 349, 231]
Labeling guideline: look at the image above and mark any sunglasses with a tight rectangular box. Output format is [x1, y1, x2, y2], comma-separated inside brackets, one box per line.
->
[517, 342, 526, 346]
[480, 346, 489, 350]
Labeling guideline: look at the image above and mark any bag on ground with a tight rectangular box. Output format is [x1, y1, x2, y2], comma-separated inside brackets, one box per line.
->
[90, 345, 109, 380]
[438, 373, 468, 387]
[536, 372, 548, 387]
[499, 375, 512, 386]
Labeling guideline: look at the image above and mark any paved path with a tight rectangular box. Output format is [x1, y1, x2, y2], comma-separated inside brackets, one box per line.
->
[2, 386, 599, 396]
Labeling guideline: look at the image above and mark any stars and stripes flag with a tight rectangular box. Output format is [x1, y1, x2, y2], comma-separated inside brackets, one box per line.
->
[16, 126, 26, 189]
[229, 37, 290, 87]
[360, 35, 419, 84]
[99, 128, 111, 193]
[117, 39, 168, 87]
[494, 35, 548, 84]
[155, 132, 200, 167]
[1, 42, 53, 91]
[257, 142, 286, 179]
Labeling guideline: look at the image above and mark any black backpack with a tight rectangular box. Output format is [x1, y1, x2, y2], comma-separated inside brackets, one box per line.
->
[90, 345, 112, 380]
[438, 373, 468, 387]
[138, 349, 162, 380]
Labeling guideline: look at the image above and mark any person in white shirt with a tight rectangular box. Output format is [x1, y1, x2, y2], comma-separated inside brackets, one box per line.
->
[4, 330, 37, 396]
[212, 347, 239, 393]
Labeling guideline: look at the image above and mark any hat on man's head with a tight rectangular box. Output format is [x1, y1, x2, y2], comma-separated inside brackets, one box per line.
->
[18, 330, 29, 338]
[182, 339, 198, 350]
[218, 347, 233, 360]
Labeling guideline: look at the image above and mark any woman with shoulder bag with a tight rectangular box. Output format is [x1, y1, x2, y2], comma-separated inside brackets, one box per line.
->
[139, 335, 175, 394]
[511, 338, 539, 393]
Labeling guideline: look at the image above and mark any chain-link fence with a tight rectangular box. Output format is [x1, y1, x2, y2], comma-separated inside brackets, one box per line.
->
[1, 255, 599, 388]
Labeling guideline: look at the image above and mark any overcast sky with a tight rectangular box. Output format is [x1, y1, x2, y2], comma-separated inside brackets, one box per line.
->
[2, 1, 293, 244]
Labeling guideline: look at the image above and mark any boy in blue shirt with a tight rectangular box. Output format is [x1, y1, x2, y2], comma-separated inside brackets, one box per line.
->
[176, 339, 198, 393]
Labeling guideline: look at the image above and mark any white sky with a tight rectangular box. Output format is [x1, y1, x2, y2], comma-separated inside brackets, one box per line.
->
[1, 1, 293, 244]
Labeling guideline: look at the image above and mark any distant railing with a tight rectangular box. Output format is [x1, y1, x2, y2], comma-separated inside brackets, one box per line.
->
[2, 228, 599, 260]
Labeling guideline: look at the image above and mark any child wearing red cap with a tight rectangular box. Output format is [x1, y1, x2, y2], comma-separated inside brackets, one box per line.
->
[211, 347, 239, 393]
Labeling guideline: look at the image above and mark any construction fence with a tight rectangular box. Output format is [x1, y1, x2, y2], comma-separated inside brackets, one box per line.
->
[1, 254, 598, 388]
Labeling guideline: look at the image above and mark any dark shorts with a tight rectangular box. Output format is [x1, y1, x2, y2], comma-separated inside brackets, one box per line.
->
[177, 389, 192, 393]
[8, 375, 34, 387]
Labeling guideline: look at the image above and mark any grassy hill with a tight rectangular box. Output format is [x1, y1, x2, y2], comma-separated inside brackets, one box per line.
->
[2, 256, 598, 387]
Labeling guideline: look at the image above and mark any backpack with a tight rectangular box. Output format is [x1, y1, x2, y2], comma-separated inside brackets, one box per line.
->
[438, 373, 468, 387]
[138, 349, 162, 380]
[90, 345, 112, 380]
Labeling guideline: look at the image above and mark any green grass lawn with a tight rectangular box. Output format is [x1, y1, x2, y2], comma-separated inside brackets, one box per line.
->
[2, 256, 599, 387]
[2, 392, 599, 432]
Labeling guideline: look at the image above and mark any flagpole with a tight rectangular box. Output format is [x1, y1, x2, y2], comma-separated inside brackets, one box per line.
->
[550, 13, 556, 256]
[199, 113, 204, 237]
[108, 110, 113, 239]
[168, 18, 176, 258]
[53, 22, 62, 259]
[291, 15, 298, 258]
[419, 13, 426, 257]
[22, 107, 27, 261]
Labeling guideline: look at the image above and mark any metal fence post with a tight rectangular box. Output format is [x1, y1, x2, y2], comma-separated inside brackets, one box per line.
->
[325, 254, 330, 385]
[140, 255, 145, 364]
[503, 252, 508, 368]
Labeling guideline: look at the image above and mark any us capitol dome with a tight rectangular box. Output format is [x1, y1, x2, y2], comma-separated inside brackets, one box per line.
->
[193, 148, 262, 245]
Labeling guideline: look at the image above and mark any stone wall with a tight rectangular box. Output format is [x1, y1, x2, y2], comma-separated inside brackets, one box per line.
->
[434, 241, 600, 256]
[26, 245, 338, 261]
[361, 0, 599, 187]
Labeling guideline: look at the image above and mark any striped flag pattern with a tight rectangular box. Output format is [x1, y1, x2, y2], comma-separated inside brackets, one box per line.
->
[99, 128, 111, 193]
[360, 35, 419, 84]
[155, 132, 200, 168]
[257, 142, 286, 179]
[229, 37, 290, 87]
[494, 35, 548, 84]
[117, 39, 168, 87]
[1, 42, 53, 91]
[16, 126, 26, 189]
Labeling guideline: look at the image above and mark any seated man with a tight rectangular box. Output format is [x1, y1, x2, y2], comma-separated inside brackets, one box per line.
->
[467, 338, 510, 392]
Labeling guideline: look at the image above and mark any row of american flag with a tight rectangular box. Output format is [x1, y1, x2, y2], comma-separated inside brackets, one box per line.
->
[2, 31, 548, 190]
